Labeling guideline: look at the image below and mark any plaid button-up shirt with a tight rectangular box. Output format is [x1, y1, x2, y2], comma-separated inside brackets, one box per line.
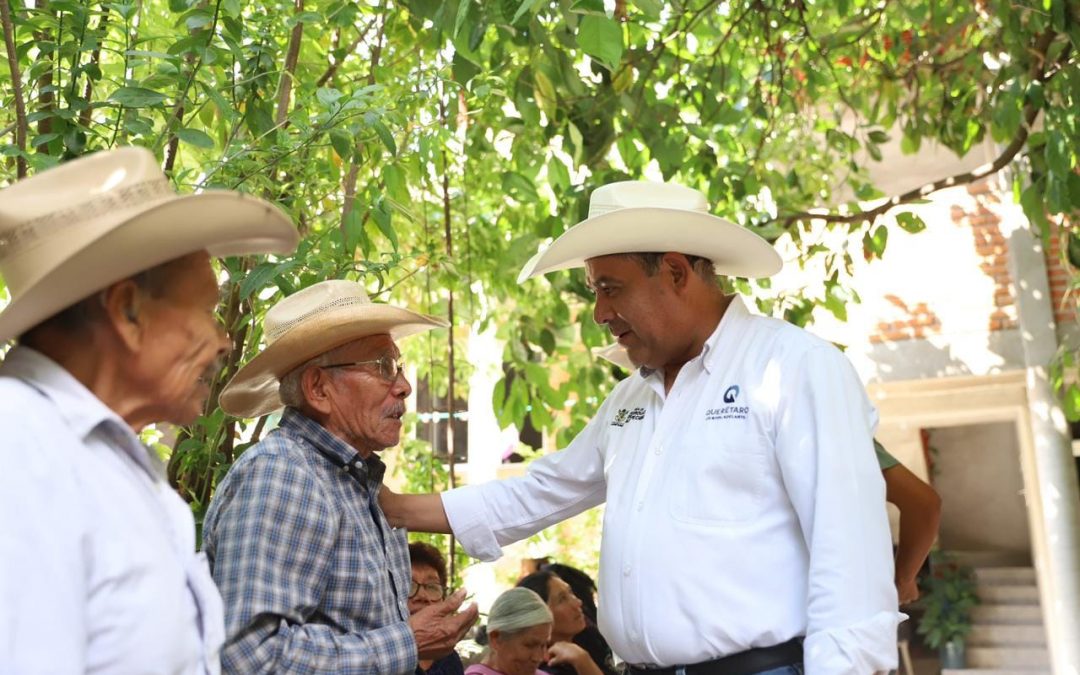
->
[203, 407, 416, 674]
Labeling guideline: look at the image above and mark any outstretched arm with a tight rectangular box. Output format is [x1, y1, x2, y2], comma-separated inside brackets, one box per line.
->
[883, 463, 942, 604]
[380, 488, 451, 532]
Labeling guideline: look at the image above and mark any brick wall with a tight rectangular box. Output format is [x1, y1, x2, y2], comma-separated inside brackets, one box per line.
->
[1044, 219, 1076, 327]
[962, 181, 1019, 332]
[869, 179, 1019, 344]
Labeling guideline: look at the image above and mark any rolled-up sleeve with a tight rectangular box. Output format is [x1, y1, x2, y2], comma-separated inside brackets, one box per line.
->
[775, 346, 903, 674]
[442, 412, 609, 561]
[204, 454, 417, 675]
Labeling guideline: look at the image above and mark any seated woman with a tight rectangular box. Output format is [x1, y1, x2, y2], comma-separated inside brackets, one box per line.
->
[470, 587, 604, 675]
[409, 542, 465, 675]
[517, 569, 617, 675]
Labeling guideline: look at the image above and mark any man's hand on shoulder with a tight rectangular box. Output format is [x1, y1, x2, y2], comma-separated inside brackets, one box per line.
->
[378, 487, 453, 533]
[378, 485, 404, 528]
[409, 588, 479, 660]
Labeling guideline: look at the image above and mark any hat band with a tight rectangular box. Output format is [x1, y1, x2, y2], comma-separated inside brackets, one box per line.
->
[265, 295, 376, 342]
[0, 178, 175, 261]
[586, 203, 709, 219]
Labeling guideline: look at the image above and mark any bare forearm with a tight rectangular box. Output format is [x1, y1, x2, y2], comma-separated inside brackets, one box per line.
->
[380, 489, 451, 533]
[885, 465, 942, 583]
[895, 504, 941, 582]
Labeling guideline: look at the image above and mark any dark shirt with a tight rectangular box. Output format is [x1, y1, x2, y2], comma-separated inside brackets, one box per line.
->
[541, 625, 620, 675]
[419, 651, 466, 675]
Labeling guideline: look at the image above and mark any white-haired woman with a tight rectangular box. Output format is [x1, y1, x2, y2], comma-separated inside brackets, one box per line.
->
[468, 588, 603, 675]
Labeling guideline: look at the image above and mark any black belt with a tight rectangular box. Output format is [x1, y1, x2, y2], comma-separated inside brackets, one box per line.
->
[627, 638, 803, 675]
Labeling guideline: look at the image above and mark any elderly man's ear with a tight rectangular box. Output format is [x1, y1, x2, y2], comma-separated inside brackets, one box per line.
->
[101, 281, 145, 351]
[300, 366, 336, 416]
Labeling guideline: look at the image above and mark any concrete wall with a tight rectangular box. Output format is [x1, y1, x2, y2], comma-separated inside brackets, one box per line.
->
[929, 422, 1032, 555]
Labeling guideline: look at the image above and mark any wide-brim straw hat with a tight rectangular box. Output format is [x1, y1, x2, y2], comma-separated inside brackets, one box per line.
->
[517, 181, 782, 283]
[220, 279, 448, 418]
[0, 146, 299, 342]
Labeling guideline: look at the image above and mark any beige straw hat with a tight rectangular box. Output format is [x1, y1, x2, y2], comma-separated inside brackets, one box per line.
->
[0, 146, 299, 342]
[518, 181, 782, 283]
[220, 279, 448, 418]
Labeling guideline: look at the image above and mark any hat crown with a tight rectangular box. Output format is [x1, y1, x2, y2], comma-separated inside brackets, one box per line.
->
[264, 280, 375, 343]
[0, 147, 173, 263]
[587, 181, 709, 219]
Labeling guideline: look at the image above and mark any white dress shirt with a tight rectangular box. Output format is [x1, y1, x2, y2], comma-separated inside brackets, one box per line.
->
[0, 346, 224, 674]
[443, 297, 902, 674]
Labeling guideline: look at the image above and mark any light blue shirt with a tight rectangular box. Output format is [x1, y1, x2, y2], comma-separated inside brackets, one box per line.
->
[0, 346, 223, 674]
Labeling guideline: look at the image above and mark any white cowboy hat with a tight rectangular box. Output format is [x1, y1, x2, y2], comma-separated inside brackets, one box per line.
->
[0, 146, 299, 342]
[595, 342, 634, 371]
[517, 181, 782, 283]
[220, 279, 448, 418]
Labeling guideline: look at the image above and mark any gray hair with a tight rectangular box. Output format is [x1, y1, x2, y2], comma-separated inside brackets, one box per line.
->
[622, 252, 717, 280]
[278, 342, 357, 408]
[487, 587, 553, 635]
[279, 351, 333, 408]
[17, 256, 187, 344]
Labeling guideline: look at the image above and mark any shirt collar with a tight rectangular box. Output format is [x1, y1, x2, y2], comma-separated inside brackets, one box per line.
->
[279, 407, 387, 486]
[635, 295, 750, 381]
[0, 345, 163, 478]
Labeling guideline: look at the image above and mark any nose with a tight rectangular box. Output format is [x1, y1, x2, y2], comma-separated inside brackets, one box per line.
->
[593, 295, 613, 325]
[391, 371, 412, 399]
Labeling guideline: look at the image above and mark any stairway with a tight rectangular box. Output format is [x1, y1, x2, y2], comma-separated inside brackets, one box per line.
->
[941, 562, 1050, 675]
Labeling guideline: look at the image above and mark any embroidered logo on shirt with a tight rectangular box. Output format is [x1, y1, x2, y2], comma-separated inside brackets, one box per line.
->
[611, 407, 646, 427]
[707, 385, 749, 421]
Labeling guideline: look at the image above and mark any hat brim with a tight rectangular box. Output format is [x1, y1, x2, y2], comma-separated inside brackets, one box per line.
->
[0, 191, 298, 342]
[517, 207, 782, 283]
[595, 342, 634, 371]
[219, 305, 448, 419]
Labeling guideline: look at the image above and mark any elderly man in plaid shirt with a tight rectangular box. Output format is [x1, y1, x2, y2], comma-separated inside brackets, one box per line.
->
[203, 280, 477, 674]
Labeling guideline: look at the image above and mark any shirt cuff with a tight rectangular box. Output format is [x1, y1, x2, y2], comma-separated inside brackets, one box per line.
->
[804, 610, 907, 675]
[441, 486, 504, 562]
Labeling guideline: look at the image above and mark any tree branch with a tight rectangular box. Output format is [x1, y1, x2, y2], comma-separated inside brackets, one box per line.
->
[315, 19, 375, 88]
[79, 4, 109, 129]
[0, 0, 27, 177]
[367, 0, 387, 86]
[773, 29, 1063, 229]
[275, 0, 304, 127]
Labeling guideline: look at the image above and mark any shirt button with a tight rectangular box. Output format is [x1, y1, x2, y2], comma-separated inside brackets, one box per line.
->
[623, 564, 631, 577]
[636, 501, 644, 511]
[654, 445, 663, 455]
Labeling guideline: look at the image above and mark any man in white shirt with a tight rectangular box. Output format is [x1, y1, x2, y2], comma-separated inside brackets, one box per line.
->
[0, 147, 298, 673]
[382, 182, 902, 674]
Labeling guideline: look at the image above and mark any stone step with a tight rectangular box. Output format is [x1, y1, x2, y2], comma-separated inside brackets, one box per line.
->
[970, 604, 1044, 625]
[968, 624, 1047, 646]
[968, 646, 1050, 668]
[943, 670, 1050, 675]
[977, 585, 1040, 605]
[973, 567, 1037, 585]
[951, 551, 1032, 568]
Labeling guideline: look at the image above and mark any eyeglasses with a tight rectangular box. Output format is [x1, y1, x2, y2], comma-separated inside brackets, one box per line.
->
[322, 355, 406, 383]
[409, 581, 446, 600]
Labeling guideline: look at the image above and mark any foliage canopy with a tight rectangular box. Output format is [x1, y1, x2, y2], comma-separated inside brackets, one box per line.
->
[0, 0, 1077, 533]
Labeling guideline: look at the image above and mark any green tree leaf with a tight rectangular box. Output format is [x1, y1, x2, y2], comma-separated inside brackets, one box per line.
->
[108, 86, 168, 107]
[577, 15, 623, 70]
[895, 212, 926, 233]
[175, 128, 215, 148]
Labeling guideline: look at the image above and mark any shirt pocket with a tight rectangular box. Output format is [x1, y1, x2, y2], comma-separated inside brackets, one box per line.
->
[668, 432, 770, 525]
